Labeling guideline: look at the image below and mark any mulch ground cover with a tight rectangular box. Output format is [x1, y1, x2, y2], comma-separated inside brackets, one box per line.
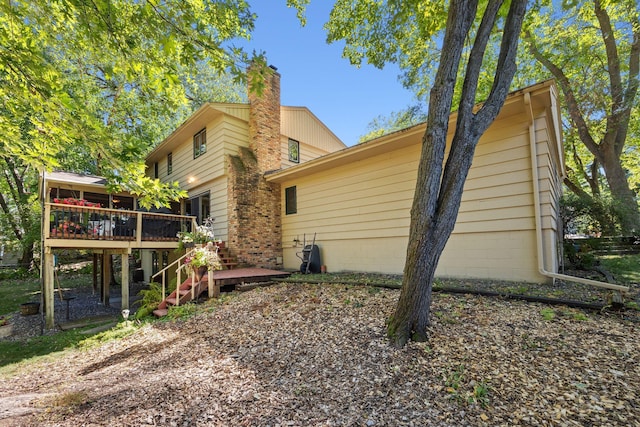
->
[1, 280, 638, 426]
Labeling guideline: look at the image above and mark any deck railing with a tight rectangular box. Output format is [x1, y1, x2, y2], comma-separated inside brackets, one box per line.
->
[44, 202, 197, 245]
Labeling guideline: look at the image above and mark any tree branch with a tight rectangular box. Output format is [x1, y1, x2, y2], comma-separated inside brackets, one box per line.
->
[524, 29, 603, 162]
[457, 0, 503, 133]
[563, 174, 593, 200]
[594, 0, 628, 157]
[568, 139, 600, 196]
[474, 0, 528, 131]
[613, 7, 640, 156]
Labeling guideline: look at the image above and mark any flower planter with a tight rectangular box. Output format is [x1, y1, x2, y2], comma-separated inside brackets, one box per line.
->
[196, 266, 208, 282]
[20, 302, 40, 316]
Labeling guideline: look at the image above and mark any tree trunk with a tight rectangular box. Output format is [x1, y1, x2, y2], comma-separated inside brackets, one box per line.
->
[601, 145, 640, 233]
[387, 0, 527, 347]
[387, 193, 457, 346]
[19, 242, 34, 268]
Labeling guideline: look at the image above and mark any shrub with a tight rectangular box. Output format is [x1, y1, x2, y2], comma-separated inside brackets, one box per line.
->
[563, 241, 598, 270]
[561, 193, 634, 236]
[0, 267, 34, 280]
[135, 279, 176, 319]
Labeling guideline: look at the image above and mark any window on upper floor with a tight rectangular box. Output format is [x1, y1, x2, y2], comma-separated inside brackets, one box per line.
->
[288, 138, 300, 163]
[154, 162, 159, 179]
[167, 152, 173, 175]
[193, 128, 206, 159]
[285, 186, 297, 215]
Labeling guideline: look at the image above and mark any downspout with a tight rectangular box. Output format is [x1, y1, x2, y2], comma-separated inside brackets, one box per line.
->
[524, 92, 628, 294]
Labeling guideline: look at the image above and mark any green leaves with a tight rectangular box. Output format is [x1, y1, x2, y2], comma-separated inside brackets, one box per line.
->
[0, 0, 255, 259]
[325, 0, 523, 103]
[0, 0, 254, 200]
[524, 0, 640, 232]
[325, 0, 445, 71]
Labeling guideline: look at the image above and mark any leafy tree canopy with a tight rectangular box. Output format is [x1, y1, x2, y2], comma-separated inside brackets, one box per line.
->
[358, 104, 427, 143]
[524, 0, 640, 233]
[0, 0, 257, 207]
[326, 0, 542, 104]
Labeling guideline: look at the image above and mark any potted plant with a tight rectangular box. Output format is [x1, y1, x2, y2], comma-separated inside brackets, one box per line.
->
[183, 243, 223, 280]
[177, 216, 218, 250]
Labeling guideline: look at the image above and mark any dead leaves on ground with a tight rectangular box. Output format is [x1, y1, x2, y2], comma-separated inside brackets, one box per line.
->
[1, 283, 638, 426]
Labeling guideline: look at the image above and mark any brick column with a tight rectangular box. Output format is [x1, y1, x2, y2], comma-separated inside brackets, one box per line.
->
[227, 64, 283, 268]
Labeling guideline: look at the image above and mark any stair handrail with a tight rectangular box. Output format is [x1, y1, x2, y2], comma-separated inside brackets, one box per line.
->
[151, 249, 195, 305]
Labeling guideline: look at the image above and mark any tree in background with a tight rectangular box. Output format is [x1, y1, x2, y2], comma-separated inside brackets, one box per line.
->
[0, 156, 40, 267]
[325, 0, 527, 346]
[524, 0, 640, 234]
[1, 0, 258, 201]
[358, 104, 427, 143]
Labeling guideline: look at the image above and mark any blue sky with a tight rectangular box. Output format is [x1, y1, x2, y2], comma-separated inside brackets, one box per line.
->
[243, 2, 418, 146]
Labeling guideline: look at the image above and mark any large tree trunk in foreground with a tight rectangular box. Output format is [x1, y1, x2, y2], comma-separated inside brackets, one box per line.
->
[387, 0, 527, 347]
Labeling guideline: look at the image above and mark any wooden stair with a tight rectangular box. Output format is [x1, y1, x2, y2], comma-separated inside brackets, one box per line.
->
[151, 243, 238, 317]
[218, 247, 238, 270]
[152, 271, 212, 317]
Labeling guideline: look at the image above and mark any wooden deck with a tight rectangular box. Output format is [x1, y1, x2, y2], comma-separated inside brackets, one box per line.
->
[212, 267, 291, 287]
[43, 202, 195, 250]
[153, 267, 291, 317]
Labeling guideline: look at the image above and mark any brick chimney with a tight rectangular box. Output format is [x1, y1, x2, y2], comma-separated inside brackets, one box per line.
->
[226, 62, 283, 269]
[249, 64, 281, 173]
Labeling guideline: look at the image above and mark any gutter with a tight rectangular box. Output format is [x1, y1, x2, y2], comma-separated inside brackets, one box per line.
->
[524, 92, 629, 294]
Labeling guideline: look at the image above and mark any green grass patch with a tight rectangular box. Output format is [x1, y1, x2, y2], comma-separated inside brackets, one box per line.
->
[540, 308, 556, 321]
[77, 321, 139, 349]
[0, 328, 86, 368]
[166, 302, 198, 319]
[0, 320, 138, 369]
[599, 254, 640, 284]
[0, 274, 41, 315]
[0, 271, 94, 317]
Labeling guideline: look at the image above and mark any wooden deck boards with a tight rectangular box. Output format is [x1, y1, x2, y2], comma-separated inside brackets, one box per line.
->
[212, 267, 290, 284]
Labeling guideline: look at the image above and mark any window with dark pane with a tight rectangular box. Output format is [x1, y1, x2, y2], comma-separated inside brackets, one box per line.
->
[285, 186, 297, 215]
[193, 128, 207, 159]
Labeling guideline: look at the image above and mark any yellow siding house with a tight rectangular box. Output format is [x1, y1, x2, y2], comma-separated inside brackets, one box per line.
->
[152, 68, 574, 285]
[265, 81, 565, 283]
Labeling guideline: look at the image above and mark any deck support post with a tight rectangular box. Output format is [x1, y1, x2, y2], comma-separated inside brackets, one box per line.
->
[121, 252, 129, 311]
[207, 270, 219, 299]
[101, 252, 110, 307]
[92, 253, 98, 293]
[44, 250, 56, 329]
